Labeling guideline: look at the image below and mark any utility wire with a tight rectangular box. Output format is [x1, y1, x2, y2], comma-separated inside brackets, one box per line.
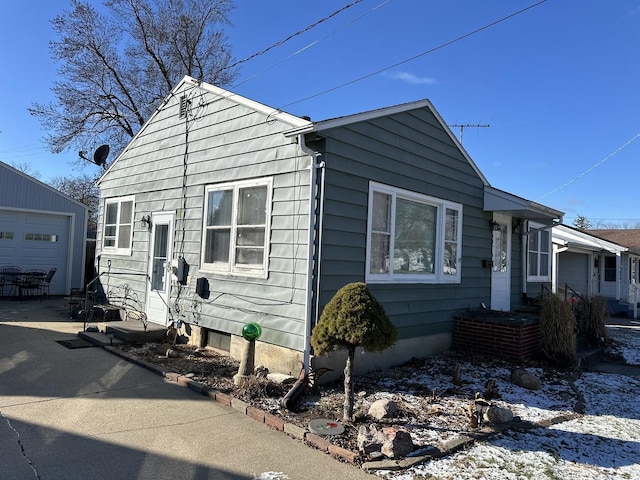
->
[540, 131, 640, 199]
[233, 0, 392, 89]
[278, 0, 548, 110]
[227, 0, 364, 70]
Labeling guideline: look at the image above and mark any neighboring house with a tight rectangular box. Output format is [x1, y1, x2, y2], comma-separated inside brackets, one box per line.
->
[587, 229, 640, 316]
[0, 161, 89, 295]
[552, 224, 627, 299]
[95, 76, 563, 377]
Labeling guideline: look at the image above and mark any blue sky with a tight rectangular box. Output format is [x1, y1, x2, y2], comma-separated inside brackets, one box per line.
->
[1, 0, 639, 226]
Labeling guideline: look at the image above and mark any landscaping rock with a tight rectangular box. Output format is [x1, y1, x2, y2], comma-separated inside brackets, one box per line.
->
[266, 372, 296, 385]
[380, 427, 414, 458]
[483, 405, 514, 424]
[368, 399, 398, 419]
[357, 424, 386, 454]
[511, 368, 541, 390]
[357, 424, 414, 458]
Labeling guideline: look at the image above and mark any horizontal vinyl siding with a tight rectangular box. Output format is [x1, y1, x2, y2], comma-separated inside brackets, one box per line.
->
[316, 108, 490, 340]
[97, 85, 312, 352]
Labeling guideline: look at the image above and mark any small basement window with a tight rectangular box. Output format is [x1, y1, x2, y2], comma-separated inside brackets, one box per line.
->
[205, 329, 231, 353]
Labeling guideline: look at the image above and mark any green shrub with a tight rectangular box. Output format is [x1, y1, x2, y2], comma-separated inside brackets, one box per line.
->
[311, 282, 397, 421]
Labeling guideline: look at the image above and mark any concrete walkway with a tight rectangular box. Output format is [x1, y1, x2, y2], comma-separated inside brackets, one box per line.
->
[0, 298, 372, 480]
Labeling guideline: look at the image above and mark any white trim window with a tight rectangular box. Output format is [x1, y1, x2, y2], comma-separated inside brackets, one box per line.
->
[366, 182, 462, 283]
[102, 196, 135, 255]
[527, 222, 551, 281]
[201, 178, 272, 277]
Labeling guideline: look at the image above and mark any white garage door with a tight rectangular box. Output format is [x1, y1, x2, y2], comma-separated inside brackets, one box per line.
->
[0, 210, 69, 295]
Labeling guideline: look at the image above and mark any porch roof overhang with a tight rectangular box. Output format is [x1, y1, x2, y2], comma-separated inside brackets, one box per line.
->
[484, 186, 564, 224]
[553, 224, 628, 254]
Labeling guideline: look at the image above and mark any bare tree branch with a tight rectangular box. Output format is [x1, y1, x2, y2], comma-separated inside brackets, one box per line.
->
[29, 0, 237, 164]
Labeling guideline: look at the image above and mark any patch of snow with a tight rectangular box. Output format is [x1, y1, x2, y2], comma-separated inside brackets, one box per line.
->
[378, 323, 640, 480]
[253, 472, 290, 480]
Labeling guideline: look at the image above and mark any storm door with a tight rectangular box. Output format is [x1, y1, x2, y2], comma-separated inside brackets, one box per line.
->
[146, 212, 174, 325]
[490, 214, 512, 311]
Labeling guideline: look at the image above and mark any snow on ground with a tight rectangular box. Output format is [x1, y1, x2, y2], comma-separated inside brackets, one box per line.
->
[378, 322, 640, 480]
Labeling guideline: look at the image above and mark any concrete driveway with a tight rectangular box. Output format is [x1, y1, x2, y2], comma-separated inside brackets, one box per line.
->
[0, 298, 372, 480]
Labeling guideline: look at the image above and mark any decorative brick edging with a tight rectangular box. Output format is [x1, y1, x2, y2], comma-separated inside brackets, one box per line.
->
[101, 345, 361, 464]
[102, 344, 586, 471]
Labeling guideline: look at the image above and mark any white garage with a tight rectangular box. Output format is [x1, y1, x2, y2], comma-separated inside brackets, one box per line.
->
[0, 162, 88, 296]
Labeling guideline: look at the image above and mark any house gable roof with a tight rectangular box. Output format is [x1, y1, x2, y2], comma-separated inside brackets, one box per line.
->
[98, 76, 312, 184]
[284, 99, 490, 186]
[95, 76, 564, 223]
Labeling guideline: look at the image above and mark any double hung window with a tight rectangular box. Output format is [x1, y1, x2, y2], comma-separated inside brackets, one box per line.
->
[202, 179, 271, 276]
[366, 182, 462, 283]
[103, 196, 134, 255]
[527, 222, 551, 281]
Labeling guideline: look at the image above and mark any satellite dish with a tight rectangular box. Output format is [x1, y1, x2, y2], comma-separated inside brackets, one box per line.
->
[93, 144, 109, 168]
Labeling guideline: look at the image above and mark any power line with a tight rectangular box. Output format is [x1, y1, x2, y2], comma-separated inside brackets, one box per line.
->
[540, 131, 640, 199]
[278, 0, 548, 110]
[227, 0, 364, 70]
[233, 0, 392, 89]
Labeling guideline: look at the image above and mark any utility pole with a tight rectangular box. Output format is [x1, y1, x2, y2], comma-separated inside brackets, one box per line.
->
[449, 124, 490, 145]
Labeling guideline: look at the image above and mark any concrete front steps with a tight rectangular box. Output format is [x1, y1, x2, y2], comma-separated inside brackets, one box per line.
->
[80, 320, 168, 345]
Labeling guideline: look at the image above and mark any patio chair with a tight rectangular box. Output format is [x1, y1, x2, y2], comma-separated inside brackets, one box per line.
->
[1, 266, 21, 297]
[20, 269, 47, 300]
[42, 268, 57, 296]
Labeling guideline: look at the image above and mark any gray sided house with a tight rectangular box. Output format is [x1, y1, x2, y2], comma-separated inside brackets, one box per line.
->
[552, 224, 628, 301]
[0, 161, 88, 295]
[95, 76, 563, 378]
[586, 229, 640, 317]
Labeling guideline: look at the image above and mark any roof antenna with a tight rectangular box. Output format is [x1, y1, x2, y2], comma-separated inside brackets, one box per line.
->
[449, 124, 490, 145]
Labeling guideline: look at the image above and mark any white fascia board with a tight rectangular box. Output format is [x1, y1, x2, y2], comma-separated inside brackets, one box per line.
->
[553, 225, 627, 253]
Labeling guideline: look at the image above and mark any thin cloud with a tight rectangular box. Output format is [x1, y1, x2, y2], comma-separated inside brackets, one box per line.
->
[386, 71, 437, 85]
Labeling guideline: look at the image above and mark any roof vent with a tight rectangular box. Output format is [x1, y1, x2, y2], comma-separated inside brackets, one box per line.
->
[179, 95, 190, 118]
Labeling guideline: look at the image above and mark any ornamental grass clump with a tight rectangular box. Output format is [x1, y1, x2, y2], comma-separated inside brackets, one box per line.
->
[311, 282, 398, 422]
[585, 295, 608, 345]
[539, 293, 577, 367]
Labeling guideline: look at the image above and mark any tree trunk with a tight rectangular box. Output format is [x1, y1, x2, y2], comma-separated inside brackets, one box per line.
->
[343, 346, 355, 422]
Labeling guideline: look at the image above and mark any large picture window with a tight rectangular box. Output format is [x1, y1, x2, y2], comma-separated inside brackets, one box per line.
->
[366, 182, 462, 283]
[102, 196, 134, 255]
[202, 178, 272, 276]
[527, 222, 551, 281]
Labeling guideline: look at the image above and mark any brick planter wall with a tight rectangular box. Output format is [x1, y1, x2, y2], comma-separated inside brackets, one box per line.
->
[451, 313, 541, 362]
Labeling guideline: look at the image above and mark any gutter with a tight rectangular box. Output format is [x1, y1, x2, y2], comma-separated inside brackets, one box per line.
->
[299, 134, 324, 372]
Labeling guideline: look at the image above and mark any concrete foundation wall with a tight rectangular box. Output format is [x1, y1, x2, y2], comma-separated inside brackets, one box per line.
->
[184, 326, 451, 383]
[310, 333, 451, 384]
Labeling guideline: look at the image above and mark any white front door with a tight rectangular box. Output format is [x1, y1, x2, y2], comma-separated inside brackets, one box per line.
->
[146, 212, 174, 325]
[490, 215, 512, 311]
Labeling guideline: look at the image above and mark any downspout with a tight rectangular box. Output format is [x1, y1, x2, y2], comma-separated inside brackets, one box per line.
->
[299, 134, 324, 372]
[522, 220, 528, 296]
